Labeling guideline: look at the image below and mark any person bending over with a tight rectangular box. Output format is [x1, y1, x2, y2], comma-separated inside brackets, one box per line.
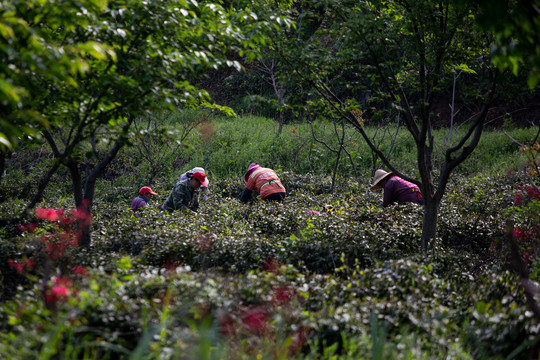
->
[131, 186, 158, 212]
[240, 163, 286, 203]
[370, 169, 423, 207]
[161, 171, 208, 212]
[178, 166, 210, 201]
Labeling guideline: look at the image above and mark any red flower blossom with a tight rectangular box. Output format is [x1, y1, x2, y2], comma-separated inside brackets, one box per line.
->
[35, 208, 59, 222]
[241, 306, 268, 335]
[8, 259, 25, 274]
[524, 251, 531, 266]
[53, 285, 69, 297]
[26, 259, 35, 268]
[273, 286, 295, 305]
[60, 217, 73, 226]
[45, 285, 70, 305]
[513, 228, 524, 239]
[55, 277, 72, 288]
[289, 328, 308, 356]
[514, 193, 523, 205]
[72, 266, 87, 275]
[41, 234, 54, 243]
[263, 258, 280, 273]
[218, 314, 236, 338]
[46, 242, 68, 260]
[17, 223, 38, 232]
[71, 206, 92, 226]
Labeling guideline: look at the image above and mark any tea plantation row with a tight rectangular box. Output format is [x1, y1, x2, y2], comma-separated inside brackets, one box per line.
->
[0, 173, 537, 359]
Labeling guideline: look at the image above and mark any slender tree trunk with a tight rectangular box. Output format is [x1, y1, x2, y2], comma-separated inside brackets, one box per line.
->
[276, 111, 284, 135]
[330, 145, 342, 194]
[67, 159, 83, 207]
[421, 197, 439, 251]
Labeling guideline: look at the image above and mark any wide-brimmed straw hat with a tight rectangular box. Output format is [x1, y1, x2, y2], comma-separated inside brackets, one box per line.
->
[370, 169, 393, 190]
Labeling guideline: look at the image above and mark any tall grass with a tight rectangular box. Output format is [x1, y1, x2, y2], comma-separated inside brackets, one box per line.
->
[120, 110, 535, 182]
[3, 109, 535, 205]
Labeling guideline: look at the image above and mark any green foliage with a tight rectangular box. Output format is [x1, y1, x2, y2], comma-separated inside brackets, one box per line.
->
[1, 170, 539, 359]
[470, 0, 540, 89]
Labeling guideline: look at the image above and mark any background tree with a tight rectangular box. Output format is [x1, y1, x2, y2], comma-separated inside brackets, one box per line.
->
[274, 0, 505, 249]
[471, 0, 540, 89]
[0, 0, 106, 184]
[5, 0, 285, 246]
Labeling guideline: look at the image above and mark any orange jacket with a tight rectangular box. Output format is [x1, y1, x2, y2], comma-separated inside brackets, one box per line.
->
[245, 167, 286, 199]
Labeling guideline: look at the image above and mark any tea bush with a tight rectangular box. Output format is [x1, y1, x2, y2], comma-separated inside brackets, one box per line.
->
[1, 120, 539, 358]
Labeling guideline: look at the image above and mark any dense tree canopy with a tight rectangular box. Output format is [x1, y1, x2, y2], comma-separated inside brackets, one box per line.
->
[0, 0, 289, 245]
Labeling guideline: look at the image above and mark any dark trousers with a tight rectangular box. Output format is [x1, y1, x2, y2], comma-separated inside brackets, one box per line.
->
[264, 192, 286, 202]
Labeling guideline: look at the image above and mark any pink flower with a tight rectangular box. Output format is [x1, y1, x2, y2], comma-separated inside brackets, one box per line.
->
[513, 228, 524, 239]
[60, 217, 73, 226]
[514, 193, 523, 204]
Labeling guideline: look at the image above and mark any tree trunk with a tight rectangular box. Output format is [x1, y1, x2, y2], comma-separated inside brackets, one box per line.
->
[67, 159, 83, 207]
[277, 111, 283, 135]
[421, 197, 439, 251]
[330, 145, 342, 194]
[78, 138, 127, 247]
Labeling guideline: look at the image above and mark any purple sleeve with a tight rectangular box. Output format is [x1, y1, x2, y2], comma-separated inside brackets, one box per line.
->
[131, 197, 147, 212]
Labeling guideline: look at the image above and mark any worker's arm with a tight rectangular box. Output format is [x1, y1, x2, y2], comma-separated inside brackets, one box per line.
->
[240, 188, 252, 203]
